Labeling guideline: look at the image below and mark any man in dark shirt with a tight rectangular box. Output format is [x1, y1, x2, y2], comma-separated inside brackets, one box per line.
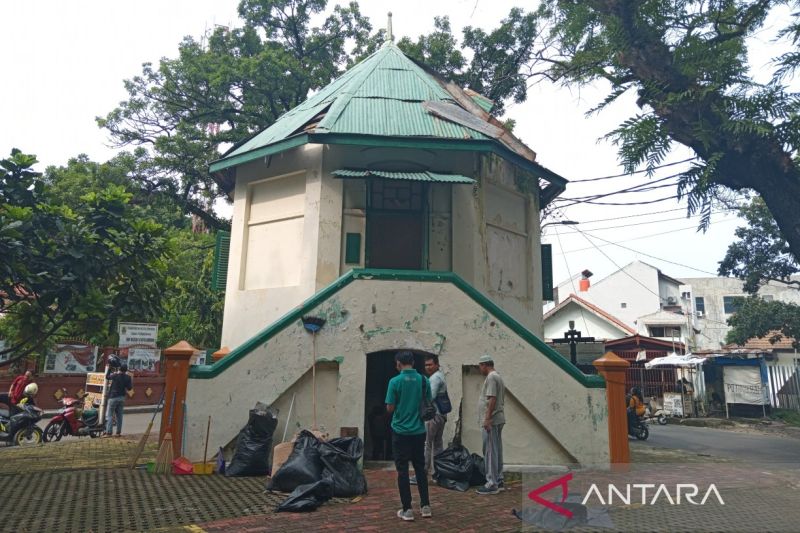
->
[105, 363, 132, 437]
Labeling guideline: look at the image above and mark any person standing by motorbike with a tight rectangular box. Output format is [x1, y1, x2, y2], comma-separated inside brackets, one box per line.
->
[104, 363, 132, 437]
[6, 370, 32, 406]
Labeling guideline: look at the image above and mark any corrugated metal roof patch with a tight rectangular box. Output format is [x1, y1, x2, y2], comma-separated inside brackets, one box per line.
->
[332, 169, 475, 184]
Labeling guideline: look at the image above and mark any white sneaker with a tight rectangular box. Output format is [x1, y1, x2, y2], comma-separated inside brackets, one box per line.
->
[421, 505, 432, 518]
[397, 509, 414, 521]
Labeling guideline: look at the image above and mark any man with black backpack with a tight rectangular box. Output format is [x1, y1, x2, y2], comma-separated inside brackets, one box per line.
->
[412, 354, 450, 484]
[385, 351, 433, 521]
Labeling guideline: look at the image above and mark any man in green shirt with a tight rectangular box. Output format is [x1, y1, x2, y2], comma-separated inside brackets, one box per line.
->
[385, 351, 432, 521]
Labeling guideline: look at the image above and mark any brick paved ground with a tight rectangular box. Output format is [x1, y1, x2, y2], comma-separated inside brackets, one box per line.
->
[0, 439, 798, 532]
[0, 435, 158, 475]
[202, 467, 524, 533]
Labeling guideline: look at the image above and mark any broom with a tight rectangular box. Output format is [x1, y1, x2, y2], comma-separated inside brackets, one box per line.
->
[302, 316, 326, 430]
[129, 390, 165, 469]
[155, 389, 176, 474]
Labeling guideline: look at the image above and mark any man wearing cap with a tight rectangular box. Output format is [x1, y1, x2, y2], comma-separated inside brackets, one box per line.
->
[476, 354, 505, 495]
[385, 351, 433, 521]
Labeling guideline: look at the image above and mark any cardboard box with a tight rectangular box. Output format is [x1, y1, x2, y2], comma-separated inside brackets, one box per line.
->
[271, 442, 294, 475]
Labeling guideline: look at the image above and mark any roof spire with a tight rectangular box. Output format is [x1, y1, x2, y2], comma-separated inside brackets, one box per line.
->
[386, 12, 393, 44]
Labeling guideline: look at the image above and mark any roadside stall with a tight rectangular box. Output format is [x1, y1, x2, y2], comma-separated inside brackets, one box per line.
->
[699, 351, 770, 418]
[645, 353, 706, 417]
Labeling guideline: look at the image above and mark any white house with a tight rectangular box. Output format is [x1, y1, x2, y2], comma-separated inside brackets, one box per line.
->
[543, 293, 635, 342]
[554, 261, 692, 346]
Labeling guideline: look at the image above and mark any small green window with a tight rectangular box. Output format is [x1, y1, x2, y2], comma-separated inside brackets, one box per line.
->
[345, 233, 361, 264]
[211, 230, 231, 291]
[541, 243, 554, 301]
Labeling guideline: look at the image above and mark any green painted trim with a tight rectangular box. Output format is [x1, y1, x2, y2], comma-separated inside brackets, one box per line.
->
[344, 233, 361, 264]
[209, 134, 309, 173]
[208, 132, 567, 206]
[190, 269, 605, 389]
[310, 133, 568, 189]
[211, 230, 231, 292]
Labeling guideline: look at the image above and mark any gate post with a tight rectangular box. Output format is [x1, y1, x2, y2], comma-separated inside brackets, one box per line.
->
[160, 340, 196, 458]
[212, 346, 230, 363]
[594, 352, 631, 466]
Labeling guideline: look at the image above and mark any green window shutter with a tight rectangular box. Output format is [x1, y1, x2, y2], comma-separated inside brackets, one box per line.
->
[345, 233, 361, 264]
[212, 230, 231, 291]
[541, 243, 553, 301]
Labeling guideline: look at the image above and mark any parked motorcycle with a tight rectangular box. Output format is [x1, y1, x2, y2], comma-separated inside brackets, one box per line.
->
[43, 390, 104, 442]
[644, 397, 668, 425]
[0, 403, 44, 446]
[628, 414, 649, 440]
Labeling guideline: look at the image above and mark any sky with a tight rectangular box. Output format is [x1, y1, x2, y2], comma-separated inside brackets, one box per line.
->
[1, 1, 793, 288]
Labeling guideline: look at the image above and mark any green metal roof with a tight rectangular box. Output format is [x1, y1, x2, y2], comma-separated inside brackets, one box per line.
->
[218, 43, 488, 166]
[468, 92, 495, 113]
[209, 43, 568, 205]
[332, 169, 475, 184]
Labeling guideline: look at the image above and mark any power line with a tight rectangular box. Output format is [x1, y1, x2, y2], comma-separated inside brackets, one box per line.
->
[549, 218, 739, 255]
[569, 206, 736, 225]
[556, 209, 735, 233]
[568, 158, 697, 183]
[575, 228, 721, 276]
[563, 175, 680, 201]
[572, 226, 668, 303]
[553, 219, 592, 336]
[557, 194, 682, 207]
[548, 207, 688, 225]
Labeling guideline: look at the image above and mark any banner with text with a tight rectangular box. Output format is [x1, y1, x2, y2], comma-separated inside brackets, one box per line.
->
[723, 366, 768, 405]
[118, 322, 159, 375]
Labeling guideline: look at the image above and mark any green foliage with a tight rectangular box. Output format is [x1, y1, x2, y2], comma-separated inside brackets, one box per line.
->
[719, 197, 799, 293]
[397, 9, 541, 115]
[100, 1, 543, 227]
[0, 150, 169, 362]
[771, 408, 800, 427]
[157, 231, 224, 350]
[725, 296, 800, 349]
[98, 0, 377, 230]
[534, 1, 800, 260]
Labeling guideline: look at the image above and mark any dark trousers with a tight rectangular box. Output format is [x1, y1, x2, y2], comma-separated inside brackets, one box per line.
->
[392, 432, 429, 511]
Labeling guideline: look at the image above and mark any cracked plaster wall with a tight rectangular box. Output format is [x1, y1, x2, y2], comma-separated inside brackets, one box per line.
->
[187, 279, 609, 466]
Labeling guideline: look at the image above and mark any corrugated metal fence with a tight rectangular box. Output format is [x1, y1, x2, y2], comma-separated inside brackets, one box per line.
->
[767, 363, 800, 411]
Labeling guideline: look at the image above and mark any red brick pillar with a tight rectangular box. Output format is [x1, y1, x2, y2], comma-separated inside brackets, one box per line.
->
[593, 352, 631, 466]
[160, 340, 196, 458]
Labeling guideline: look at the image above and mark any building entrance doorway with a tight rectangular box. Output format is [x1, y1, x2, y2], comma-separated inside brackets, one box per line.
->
[363, 349, 429, 461]
[366, 179, 426, 269]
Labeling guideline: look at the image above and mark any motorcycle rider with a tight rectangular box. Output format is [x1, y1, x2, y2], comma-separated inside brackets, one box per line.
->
[627, 387, 646, 430]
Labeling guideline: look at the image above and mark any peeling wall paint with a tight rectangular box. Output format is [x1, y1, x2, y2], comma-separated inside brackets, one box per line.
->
[187, 279, 609, 467]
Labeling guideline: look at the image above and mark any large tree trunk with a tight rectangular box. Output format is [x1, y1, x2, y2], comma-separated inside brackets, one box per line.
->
[591, 0, 800, 262]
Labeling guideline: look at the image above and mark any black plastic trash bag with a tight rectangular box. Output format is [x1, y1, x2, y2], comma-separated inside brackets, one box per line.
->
[434, 445, 474, 482]
[319, 437, 368, 497]
[276, 479, 334, 513]
[469, 453, 486, 487]
[226, 409, 278, 477]
[436, 476, 470, 492]
[512, 493, 615, 530]
[268, 430, 325, 492]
